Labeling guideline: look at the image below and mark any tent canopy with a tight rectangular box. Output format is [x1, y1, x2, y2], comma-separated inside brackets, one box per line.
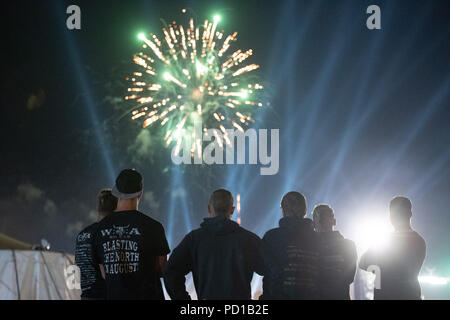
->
[0, 233, 32, 250]
[0, 250, 81, 300]
[0, 232, 80, 299]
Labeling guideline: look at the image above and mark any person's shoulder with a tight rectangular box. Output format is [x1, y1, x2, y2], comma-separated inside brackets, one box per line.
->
[262, 226, 281, 240]
[342, 237, 357, 255]
[172, 228, 201, 247]
[75, 223, 100, 252]
[188, 226, 203, 236]
[137, 211, 165, 228]
[412, 230, 426, 247]
[76, 222, 98, 240]
[342, 236, 356, 248]
[96, 212, 116, 226]
[238, 225, 262, 242]
[182, 228, 202, 241]
[83, 221, 99, 232]
[398, 229, 426, 244]
[412, 230, 425, 240]
[137, 211, 159, 222]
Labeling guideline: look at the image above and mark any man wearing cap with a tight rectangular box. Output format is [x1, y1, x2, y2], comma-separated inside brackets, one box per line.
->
[93, 169, 170, 299]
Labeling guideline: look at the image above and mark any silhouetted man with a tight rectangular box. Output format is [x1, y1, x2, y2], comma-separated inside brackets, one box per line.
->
[312, 204, 357, 300]
[93, 169, 170, 299]
[359, 196, 426, 300]
[75, 189, 117, 299]
[260, 191, 319, 299]
[164, 189, 265, 300]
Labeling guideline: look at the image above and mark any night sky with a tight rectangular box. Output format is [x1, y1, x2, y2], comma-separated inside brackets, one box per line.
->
[2, 0, 449, 298]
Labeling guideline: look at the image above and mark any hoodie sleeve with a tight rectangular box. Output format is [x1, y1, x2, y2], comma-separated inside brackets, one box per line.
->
[344, 240, 358, 285]
[251, 233, 267, 277]
[260, 231, 283, 300]
[163, 234, 193, 300]
[359, 246, 377, 271]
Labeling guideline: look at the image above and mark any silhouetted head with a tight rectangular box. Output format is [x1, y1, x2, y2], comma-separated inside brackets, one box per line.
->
[281, 191, 307, 218]
[112, 169, 144, 210]
[208, 189, 235, 219]
[97, 189, 118, 220]
[312, 204, 336, 232]
[389, 196, 412, 230]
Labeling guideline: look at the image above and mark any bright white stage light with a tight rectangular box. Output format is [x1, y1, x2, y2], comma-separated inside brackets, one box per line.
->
[418, 276, 449, 286]
[352, 216, 394, 254]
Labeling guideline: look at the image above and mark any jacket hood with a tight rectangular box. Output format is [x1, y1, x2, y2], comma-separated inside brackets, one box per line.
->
[200, 216, 241, 235]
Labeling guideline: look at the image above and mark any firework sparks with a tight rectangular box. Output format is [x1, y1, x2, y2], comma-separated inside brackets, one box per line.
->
[125, 11, 265, 156]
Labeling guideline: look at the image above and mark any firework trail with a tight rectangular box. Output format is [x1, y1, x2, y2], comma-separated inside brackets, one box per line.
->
[125, 11, 265, 158]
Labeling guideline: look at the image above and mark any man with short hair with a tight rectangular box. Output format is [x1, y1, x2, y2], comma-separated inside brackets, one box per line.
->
[359, 196, 426, 300]
[75, 188, 117, 299]
[164, 189, 265, 300]
[260, 191, 320, 299]
[312, 204, 357, 300]
[93, 169, 170, 299]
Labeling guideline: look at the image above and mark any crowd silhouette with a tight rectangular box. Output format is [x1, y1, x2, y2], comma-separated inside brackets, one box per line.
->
[75, 169, 426, 300]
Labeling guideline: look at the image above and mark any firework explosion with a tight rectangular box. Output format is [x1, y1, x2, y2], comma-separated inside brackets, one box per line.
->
[125, 11, 265, 157]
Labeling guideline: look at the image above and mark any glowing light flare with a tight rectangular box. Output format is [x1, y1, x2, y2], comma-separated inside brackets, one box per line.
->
[351, 216, 394, 254]
[418, 276, 449, 286]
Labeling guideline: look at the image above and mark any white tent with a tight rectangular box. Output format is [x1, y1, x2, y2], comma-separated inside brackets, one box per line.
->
[0, 250, 81, 300]
[0, 233, 81, 300]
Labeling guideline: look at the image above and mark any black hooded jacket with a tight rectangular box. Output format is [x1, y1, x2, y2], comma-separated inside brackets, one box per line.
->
[317, 231, 357, 300]
[163, 216, 265, 300]
[260, 216, 320, 300]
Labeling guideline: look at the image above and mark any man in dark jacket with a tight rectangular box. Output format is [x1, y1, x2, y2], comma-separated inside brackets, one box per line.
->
[164, 189, 265, 300]
[312, 204, 357, 300]
[359, 196, 426, 300]
[260, 191, 320, 300]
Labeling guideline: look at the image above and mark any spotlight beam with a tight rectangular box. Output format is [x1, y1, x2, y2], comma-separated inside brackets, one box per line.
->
[320, 27, 447, 202]
[52, 2, 116, 182]
[369, 79, 449, 198]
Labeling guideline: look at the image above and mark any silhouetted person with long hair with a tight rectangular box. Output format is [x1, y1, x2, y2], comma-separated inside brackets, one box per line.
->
[260, 191, 319, 299]
[75, 188, 117, 300]
[359, 196, 426, 300]
[312, 204, 357, 300]
[164, 189, 265, 299]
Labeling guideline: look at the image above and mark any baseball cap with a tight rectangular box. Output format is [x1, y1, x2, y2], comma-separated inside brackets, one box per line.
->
[111, 169, 143, 199]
